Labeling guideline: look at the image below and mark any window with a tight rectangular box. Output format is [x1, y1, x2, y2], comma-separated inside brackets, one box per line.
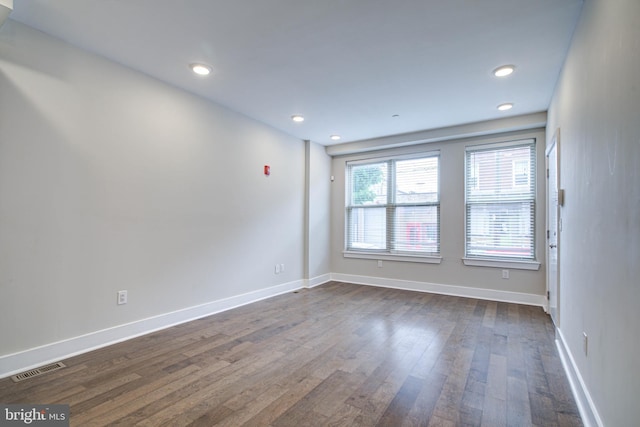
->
[465, 140, 536, 260]
[512, 159, 530, 187]
[345, 153, 440, 258]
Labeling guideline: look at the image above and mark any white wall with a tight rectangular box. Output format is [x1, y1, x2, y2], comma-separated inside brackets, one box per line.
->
[0, 21, 307, 368]
[0, 1, 12, 29]
[330, 128, 548, 302]
[546, 0, 640, 425]
[305, 140, 331, 282]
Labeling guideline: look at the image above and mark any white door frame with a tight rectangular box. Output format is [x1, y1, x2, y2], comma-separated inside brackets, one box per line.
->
[546, 129, 561, 326]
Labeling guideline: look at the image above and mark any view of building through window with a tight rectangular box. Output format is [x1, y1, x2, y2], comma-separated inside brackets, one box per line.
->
[465, 141, 536, 259]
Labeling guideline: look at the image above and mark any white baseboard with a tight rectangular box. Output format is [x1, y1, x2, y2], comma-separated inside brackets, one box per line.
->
[305, 273, 331, 288]
[0, 279, 304, 380]
[555, 328, 603, 427]
[330, 273, 547, 307]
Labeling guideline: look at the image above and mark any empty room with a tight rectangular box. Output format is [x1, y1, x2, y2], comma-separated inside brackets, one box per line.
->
[0, 1, 638, 426]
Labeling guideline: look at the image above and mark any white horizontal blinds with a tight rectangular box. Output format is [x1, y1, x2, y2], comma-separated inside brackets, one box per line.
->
[346, 153, 439, 255]
[392, 156, 439, 254]
[347, 162, 389, 251]
[465, 140, 536, 259]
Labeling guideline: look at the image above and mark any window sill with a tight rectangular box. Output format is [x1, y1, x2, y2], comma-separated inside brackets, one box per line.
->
[462, 257, 540, 270]
[344, 251, 442, 264]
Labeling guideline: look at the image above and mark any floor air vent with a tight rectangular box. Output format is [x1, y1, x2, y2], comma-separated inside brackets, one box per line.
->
[11, 362, 66, 383]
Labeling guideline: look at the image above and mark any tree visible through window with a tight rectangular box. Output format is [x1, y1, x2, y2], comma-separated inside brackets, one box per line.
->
[346, 153, 440, 256]
[352, 165, 384, 204]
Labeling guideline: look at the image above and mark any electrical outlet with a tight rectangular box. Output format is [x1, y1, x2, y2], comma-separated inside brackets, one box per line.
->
[280, 263, 285, 273]
[117, 290, 127, 305]
[378, 260, 383, 268]
[501, 269, 510, 279]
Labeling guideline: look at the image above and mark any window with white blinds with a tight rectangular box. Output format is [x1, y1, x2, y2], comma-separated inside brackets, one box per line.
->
[465, 140, 536, 260]
[346, 153, 440, 256]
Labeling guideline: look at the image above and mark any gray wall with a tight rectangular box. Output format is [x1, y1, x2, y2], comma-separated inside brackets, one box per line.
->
[305, 140, 331, 280]
[0, 21, 309, 356]
[330, 128, 547, 297]
[546, 0, 640, 425]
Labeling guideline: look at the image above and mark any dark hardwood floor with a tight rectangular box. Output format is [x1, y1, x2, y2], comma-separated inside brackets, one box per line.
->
[0, 281, 582, 426]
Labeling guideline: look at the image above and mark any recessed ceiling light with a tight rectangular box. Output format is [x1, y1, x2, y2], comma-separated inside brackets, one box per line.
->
[330, 135, 341, 141]
[497, 103, 514, 111]
[190, 63, 212, 76]
[291, 115, 305, 122]
[493, 65, 515, 77]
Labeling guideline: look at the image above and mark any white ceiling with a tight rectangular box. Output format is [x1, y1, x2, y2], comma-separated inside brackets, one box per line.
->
[9, 0, 583, 146]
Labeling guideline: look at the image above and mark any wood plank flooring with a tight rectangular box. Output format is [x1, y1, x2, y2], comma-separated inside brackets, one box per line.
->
[0, 281, 583, 426]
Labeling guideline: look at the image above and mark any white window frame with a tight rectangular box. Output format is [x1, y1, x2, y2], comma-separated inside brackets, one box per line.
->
[462, 140, 540, 270]
[344, 151, 441, 264]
